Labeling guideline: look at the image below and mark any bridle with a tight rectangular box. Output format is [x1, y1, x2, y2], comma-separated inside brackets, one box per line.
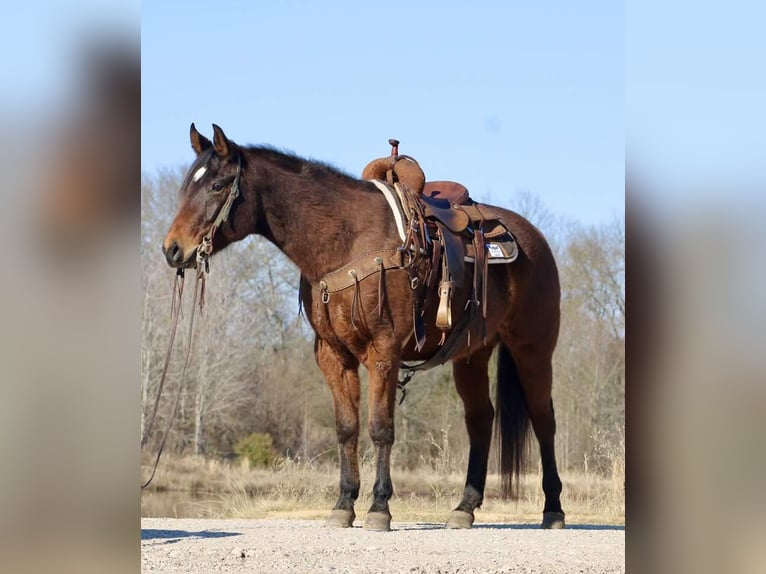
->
[195, 153, 243, 273]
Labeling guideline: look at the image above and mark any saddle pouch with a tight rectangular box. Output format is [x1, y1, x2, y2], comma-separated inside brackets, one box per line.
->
[464, 220, 518, 264]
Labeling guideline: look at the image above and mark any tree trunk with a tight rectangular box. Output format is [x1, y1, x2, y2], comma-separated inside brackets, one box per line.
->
[194, 383, 205, 455]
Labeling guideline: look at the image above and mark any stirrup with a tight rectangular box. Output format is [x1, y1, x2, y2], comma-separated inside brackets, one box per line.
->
[436, 280, 454, 330]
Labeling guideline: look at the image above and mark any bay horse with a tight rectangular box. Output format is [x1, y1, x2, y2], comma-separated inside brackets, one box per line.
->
[162, 124, 565, 531]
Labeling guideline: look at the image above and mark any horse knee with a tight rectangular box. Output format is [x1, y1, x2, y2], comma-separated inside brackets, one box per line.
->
[336, 420, 358, 444]
[368, 421, 394, 445]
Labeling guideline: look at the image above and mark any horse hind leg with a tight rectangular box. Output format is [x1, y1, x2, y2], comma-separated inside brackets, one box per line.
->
[503, 342, 565, 529]
[446, 346, 495, 529]
[536, 398, 565, 529]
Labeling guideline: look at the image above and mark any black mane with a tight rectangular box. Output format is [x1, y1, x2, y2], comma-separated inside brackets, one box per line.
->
[245, 145, 361, 186]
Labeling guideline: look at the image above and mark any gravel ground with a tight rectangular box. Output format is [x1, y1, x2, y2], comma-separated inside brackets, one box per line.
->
[141, 518, 625, 573]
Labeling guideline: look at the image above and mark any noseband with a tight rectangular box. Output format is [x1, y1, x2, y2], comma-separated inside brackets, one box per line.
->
[195, 154, 243, 272]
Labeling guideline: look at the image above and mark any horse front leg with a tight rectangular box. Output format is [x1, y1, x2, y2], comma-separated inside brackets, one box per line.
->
[315, 337, 361, 528]
[364, 349, 399, 531]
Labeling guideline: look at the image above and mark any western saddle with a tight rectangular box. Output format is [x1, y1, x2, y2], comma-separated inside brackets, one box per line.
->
[359, 139, 518, 370]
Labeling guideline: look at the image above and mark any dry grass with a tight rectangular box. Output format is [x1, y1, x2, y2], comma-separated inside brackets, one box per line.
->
[142, 454, 624, 525]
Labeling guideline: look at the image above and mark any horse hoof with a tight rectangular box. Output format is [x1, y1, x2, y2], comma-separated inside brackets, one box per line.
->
[364, 511, 392, 531]
[326, 509, 355, 528]
[542, 511, 565, 529]
[446, 510, 474, 529]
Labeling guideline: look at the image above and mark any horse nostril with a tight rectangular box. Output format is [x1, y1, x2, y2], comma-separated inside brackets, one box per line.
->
[164, 241, 183, 266]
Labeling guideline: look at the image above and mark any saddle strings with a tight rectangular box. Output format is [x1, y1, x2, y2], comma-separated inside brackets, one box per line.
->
[377, 259, 386, 318]
[350, 270, 361, 330]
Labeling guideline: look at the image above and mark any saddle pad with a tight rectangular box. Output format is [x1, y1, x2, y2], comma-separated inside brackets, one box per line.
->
[464, 221, 518, 264]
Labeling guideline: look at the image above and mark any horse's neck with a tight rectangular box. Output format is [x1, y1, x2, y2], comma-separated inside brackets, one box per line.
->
[253, 172, 377, 281]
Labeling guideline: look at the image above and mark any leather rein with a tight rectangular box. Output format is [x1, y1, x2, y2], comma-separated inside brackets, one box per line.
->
[141, 155, 242, 488]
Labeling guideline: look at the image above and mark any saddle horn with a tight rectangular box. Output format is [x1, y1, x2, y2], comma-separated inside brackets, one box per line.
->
[361, 138, 425, 196]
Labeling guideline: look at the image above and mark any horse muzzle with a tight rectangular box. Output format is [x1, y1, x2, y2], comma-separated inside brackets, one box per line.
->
[162, 239, 196, 268]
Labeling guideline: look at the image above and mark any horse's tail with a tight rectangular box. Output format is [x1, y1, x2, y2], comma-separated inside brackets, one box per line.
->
[495, 342, 531, 498]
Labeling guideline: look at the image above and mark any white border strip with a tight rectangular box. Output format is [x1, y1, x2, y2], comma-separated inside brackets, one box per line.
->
[369, 179, 407, 242]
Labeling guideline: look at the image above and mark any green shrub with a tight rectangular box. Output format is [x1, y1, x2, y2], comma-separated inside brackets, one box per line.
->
[234, 432, 277, 468]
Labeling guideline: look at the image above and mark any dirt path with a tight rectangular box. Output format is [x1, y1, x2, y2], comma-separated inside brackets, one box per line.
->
[141, 518, 624, 573]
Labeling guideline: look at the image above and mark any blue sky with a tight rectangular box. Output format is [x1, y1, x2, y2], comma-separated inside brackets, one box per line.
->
[626, 1, 766, 208]
[142, 1, 624, 226]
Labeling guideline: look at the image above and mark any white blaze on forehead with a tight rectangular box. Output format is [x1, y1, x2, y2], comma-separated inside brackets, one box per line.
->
[192, 166, 207, 182]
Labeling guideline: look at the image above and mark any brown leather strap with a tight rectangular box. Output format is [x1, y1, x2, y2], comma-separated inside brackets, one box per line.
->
[458, 203, 486, 224]
[413, 297, 426, 351]
[439, 222, 465, 288]
[482, 240, 489, 343]
[402, 301, 477, 373]
[350, 272, 361, 329]
[316, 249, 402, 294]
[377, 261, 386, 318]
[473, 226, 488, 343]
[427, 233, 442, 288]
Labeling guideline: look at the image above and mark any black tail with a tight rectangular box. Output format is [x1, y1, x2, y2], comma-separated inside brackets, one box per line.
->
[495, 343, 531, 498]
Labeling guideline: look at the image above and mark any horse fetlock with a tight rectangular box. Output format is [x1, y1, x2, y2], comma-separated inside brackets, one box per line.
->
[543, 476, 563, 497]
[542, 511, 566, 529]
[339, 480, 360, 501]
[458, 486, 484, 512]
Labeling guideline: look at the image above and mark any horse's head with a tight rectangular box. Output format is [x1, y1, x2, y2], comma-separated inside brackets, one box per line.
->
[162, 123, 243, 267]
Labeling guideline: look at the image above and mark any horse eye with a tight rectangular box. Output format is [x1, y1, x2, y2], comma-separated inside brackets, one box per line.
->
[211, 182, 224, 192]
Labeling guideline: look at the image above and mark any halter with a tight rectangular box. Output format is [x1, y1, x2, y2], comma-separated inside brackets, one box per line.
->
[195, 153, 243, 273]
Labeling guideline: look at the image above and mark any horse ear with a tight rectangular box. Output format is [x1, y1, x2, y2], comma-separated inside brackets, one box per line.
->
[212, 124, 232, 158]
[190, 123, 212, 156]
